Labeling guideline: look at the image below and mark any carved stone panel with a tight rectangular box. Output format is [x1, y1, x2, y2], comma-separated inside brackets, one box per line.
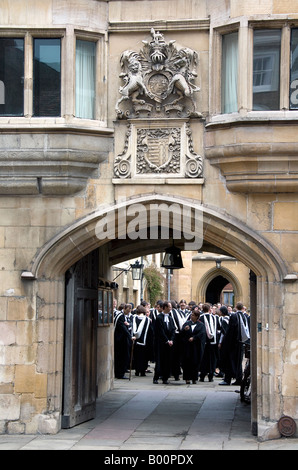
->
[114, 120, 203, 180]
[115, 28, 202, 119]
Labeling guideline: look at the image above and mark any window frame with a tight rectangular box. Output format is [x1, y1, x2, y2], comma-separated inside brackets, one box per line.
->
[210, 21, 298, 122]
[249, 22, 291, 113]
[221, 31, 239, 114]
[210, 23, 240, 117]
[33, 37, 62, 117]
[74, 30, 107, 124]
[0, 37, 25, 117]
[0, 28, 108, 126]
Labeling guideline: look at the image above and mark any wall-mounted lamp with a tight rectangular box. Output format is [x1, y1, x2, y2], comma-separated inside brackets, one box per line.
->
[130, 260, 144, 280]
[215, 259, 221, 269]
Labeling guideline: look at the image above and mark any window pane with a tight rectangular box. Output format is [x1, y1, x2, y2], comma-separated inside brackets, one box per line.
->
[76, 40, 96, 119]
[290, 28, 298, 109]
[253, 29, 281, 110]
[0, 38, 24, 116]
[33, 38, 61, 116]
[221, 32, 238, 113]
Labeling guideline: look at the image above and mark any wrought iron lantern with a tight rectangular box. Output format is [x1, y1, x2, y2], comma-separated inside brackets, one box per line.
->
[130, 260, 144, 280]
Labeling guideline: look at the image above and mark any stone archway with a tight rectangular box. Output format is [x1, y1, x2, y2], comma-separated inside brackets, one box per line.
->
[196, 266, 243, 304]
[24, 193, 293, 439]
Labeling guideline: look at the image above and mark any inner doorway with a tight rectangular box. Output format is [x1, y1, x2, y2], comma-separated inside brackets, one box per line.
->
[205, 275, 231, 305]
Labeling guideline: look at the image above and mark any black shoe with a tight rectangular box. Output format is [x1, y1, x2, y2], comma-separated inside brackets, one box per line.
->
[214, 372, 224, 377]
[163, 380, 169, 384]
[219, 381, 230, 385]
[153, 380, 158, 384]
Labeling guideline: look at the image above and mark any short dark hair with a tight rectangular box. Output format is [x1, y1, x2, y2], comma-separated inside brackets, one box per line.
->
[162, 301, 171, 310]
[202, 303, 210, 313]
[136, 305, 147, 314]
[191, 310, 200, 317]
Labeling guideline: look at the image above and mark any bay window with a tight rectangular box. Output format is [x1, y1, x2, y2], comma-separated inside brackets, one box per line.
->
[216, 24, 298, 116]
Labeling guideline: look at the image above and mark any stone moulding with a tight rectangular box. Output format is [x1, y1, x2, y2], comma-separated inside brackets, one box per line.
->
[0, 126, 114, 195]
[205, 121, 298, 193]
[108, 19, 210, 33]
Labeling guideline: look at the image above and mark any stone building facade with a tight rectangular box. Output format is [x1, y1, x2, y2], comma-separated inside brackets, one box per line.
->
[0, 0, 297, 440]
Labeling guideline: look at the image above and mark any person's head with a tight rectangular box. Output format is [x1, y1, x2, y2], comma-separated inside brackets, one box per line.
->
[190, 310, 200, 322]
[162, 301, 172, 313]
[219, 305, 229, 316]
[179, 300, 187, 309]
[136, 305, 147, 315]
[236, 302, 244, 311]
[124, 304, 132, 314]
[191, 305, 200, 314]
[156, 300, 164, 312]
[202, 303, 211, 313]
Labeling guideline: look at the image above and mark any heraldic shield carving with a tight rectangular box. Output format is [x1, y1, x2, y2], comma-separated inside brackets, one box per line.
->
[115, 28, 202, 119]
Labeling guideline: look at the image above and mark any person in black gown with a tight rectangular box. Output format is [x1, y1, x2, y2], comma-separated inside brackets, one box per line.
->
[153, 301, 176, 384]
[132, 305, 154, 376]
[114, 305, 134, 379]
[180, 308, 206, 384]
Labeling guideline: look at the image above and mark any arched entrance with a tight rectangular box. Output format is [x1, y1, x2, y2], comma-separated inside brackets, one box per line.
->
[26, 194, 290, 439]
[196, 265, 243, 305]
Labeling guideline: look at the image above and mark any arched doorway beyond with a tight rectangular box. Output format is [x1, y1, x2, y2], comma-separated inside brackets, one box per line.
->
[196, 266, 243, 304]
[206, 274, 231, 305]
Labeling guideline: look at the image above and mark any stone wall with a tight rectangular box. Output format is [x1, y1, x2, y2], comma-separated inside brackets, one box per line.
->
[0, 0, 296, 438]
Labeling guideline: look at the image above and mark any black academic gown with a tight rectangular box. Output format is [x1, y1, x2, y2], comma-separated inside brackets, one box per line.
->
[199, 313, 220, 380]
[153, 313, 176, 382]
[220, 311, 246, 383]
[132, 315, 154, 375]
[181, 320, 206, 382]
[170, 308, 187, 379]
[114, 312, 132, 378]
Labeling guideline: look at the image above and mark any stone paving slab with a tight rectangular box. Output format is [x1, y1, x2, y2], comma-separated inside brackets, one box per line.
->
[0, 373, 297, 451]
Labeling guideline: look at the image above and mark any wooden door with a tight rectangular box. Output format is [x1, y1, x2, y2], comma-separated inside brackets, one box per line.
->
[62, 250, 99, 428]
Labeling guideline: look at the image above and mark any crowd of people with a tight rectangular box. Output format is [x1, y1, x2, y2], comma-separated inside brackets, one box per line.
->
[113, 298, 250, 386]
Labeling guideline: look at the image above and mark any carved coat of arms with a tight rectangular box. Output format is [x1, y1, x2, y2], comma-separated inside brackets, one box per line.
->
[115, 28, 201, 119]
